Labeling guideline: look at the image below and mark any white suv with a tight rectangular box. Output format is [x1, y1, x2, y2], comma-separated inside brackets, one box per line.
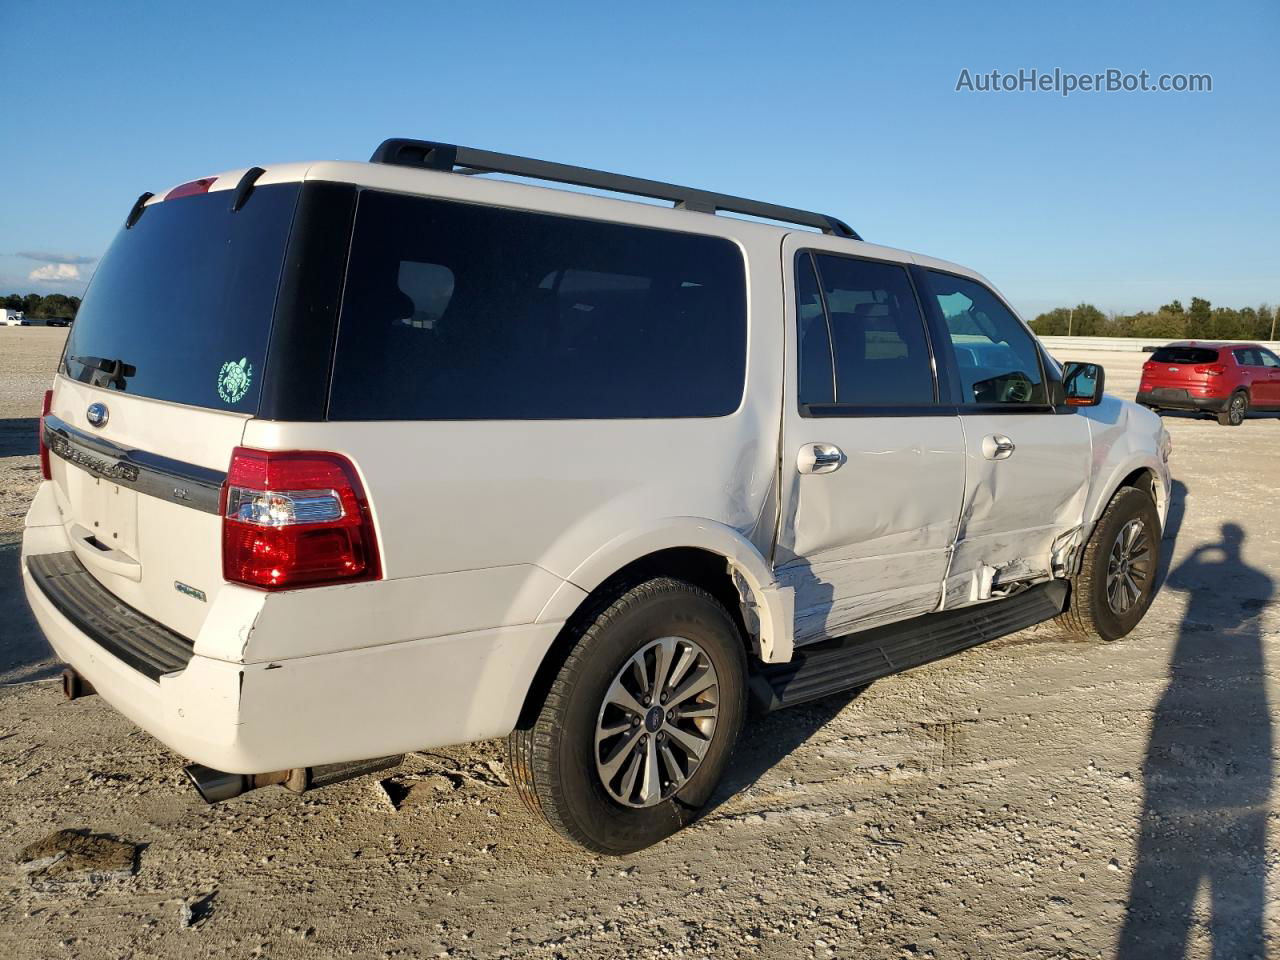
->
[22, 139, 1171, 853]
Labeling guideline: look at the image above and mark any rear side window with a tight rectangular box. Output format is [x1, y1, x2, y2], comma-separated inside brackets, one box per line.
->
[1151, 346, 1219, 364]
[62, 184, 300, 412]
[798, 252, 935, 407]
[327, 191, 747, 420]
[924, 271, 1047, 406]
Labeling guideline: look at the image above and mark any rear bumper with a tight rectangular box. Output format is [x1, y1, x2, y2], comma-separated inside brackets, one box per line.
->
[21, 517, 564, 775]
[1137, 389, 1228, 412]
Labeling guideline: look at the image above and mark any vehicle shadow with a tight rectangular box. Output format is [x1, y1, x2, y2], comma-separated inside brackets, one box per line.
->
[0, 417, 39, 457]
[1115, 522, 1274, 958]
[706, 685, 863, 813]
[1155, 478, 1188, 590]
[700, 554, 858, 815]
[0, 542, 58, 683]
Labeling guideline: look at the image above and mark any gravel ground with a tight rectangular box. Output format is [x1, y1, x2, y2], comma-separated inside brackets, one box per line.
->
[0, 327, 66, 683]
[1, 330, 1278, 959]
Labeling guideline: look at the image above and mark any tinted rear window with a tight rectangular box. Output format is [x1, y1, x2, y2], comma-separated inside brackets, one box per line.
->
[327, 191, 747, 420]
[62, 184, 300, 412]
[1150, 346, 1219, 364]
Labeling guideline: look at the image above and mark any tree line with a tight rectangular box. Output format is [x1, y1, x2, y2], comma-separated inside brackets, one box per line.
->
[1031, 298, 1277, 341]
[2, 293, 82, 319]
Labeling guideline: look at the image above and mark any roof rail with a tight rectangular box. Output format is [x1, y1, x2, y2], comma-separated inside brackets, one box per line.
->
[368, 138, 861, 240]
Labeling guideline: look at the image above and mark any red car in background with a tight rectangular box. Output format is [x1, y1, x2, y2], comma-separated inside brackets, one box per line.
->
[1138, 341, 1280, 426]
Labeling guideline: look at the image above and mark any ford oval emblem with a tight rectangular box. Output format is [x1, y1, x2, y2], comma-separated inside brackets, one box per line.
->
[86, 402, 109, 428]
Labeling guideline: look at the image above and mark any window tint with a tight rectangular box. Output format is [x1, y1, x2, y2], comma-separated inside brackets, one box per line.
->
[1150, 346, 1219, 364]
[795, 253, 834, 404]
[800, 253, 935, 407]
[925, 271, 1046, 405]
[328, 191, 746, 420]
[62, 184, 300, 411]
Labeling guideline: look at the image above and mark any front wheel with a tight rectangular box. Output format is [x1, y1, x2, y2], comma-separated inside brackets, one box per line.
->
[508, 577, 747, 854]
[1055, 486, 1161, 641]
[1217, 391, 1248, 426]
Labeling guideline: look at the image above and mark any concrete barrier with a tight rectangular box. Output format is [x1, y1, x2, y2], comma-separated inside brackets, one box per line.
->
[1039, 336, 1280, 354]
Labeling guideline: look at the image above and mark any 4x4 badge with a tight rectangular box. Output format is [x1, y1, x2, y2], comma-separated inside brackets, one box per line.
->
[217, 357, 252, 404]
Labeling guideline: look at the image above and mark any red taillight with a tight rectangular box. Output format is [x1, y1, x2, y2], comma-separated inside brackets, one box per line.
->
[165, 177, 217, 200]
[38, 389, 52, 480]
[1194, 363, 1226, 376]
[220, 447, 381, 590]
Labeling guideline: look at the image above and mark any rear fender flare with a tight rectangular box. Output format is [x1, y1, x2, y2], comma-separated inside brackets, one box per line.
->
[536, 518, 795, 663]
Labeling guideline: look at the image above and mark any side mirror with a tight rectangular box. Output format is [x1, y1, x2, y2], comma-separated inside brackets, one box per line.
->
[1062, 361, 1105, 406]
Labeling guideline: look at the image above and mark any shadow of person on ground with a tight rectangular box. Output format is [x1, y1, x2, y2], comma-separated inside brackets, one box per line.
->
[1116, 522, 1274, 958]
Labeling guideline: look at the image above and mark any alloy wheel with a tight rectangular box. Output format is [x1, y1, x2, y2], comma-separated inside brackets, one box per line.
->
[594, 636, 719, 808]
[1106, 518, 1153, 615]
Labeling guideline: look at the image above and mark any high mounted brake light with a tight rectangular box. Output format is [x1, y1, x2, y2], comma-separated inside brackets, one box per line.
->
[166, 177, 218, 200]
[221, 448, 381, 589]
[38, 390, 52, 480]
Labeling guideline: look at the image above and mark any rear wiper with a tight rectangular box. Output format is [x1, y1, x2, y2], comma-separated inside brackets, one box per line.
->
[68, 355, 137, 390]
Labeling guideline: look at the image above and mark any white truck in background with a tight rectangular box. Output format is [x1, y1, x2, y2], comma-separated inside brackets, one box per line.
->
[1, 308, 28, 325]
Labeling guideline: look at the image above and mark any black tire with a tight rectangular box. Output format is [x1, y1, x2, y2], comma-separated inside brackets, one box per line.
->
[508, 577, 747, 854]
[1055, 486, 1161, 642]
[1217, 391, 1248, 426]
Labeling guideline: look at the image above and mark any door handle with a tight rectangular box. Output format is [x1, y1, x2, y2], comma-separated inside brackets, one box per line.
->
[982, 434, 1016, 460]
[797, 443, 845, 475]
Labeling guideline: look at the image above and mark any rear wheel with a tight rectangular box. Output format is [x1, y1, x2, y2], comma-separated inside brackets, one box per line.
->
[508, 577, 747, 854]
[1055, 486, 1161, 641]
[1217, 391, 1248, 426]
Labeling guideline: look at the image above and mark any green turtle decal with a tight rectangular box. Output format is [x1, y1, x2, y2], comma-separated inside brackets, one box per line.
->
[217, 357, 253, 404]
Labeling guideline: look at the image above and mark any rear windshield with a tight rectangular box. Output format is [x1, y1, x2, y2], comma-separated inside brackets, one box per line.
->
[62, 183, 300, 412]
[327, 190, 747, 420]
[1150, 346, 1219, 364]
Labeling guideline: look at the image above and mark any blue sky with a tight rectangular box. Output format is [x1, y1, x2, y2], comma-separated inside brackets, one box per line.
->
[1, 0, 1276, 318]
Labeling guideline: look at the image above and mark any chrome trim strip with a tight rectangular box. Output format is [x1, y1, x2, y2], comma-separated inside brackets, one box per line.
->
[43, 414, 225, 515]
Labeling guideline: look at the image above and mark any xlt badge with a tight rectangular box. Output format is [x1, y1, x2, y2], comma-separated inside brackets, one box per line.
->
[174, 581, 207, 603]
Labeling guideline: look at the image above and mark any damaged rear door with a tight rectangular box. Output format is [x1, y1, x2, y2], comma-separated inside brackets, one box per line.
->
[774, 243, 966, 646]
[917, 268, 1091, 606]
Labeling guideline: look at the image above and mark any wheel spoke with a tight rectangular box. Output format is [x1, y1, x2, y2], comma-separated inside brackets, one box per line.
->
[650, 637, 675, 700]
[640, 734, 661, 805]
[665, 723, 712, 760]
[676, 703, 718, 719]
[1125, 572, 1142, 607]
[618, 748, 643, 802]
[596, 718, 631, 745]
[1107, 575, 1123, 611]
[628, 651, 650, 700]
[599, 727, 643, 782]
[667, 665, 717, 709]
[665, 643, 699, 695]
[659, 739, 687, 788]
[605, 677, 645, 717]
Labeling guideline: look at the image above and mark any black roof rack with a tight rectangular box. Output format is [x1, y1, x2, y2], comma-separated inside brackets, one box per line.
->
[369, 138, 861, 240]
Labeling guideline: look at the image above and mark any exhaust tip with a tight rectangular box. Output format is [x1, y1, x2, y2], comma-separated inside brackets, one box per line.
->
[183, 764, 248, 804]
[61, 667, 95, 701]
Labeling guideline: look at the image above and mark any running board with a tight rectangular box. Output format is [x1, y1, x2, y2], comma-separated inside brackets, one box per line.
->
[749, 581, 1068, 712]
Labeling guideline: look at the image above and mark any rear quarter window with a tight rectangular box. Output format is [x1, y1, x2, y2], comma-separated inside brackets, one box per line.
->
[327, 191, 747, 420]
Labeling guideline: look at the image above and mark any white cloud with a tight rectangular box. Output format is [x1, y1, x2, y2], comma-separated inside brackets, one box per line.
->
[28, 263, 82, 283]
[17, 251, 97, 265]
